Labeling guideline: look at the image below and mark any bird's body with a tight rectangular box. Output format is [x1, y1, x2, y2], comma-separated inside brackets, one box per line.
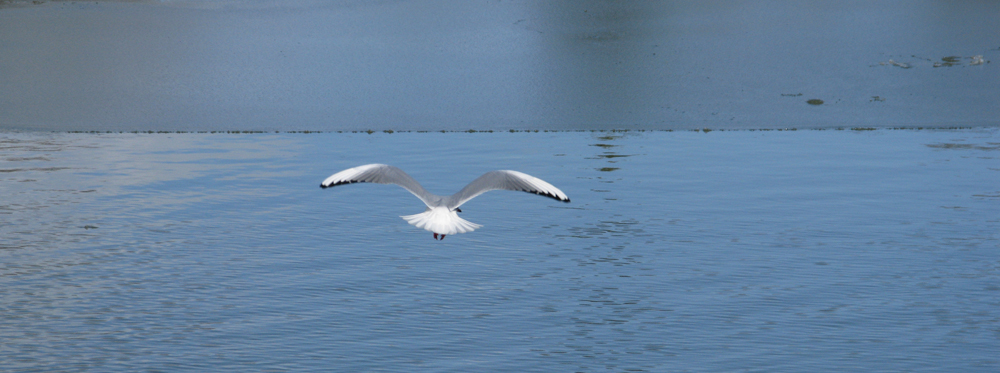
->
[320, 164, 570, 240]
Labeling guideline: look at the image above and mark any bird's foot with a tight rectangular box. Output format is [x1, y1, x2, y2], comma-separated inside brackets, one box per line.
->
[433, 233, 439, 240]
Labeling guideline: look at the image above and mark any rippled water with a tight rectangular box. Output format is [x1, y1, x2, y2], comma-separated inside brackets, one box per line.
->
[2, 129, 998, 372]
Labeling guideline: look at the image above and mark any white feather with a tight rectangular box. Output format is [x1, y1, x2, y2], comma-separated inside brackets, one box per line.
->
[400, 207, 483, 235]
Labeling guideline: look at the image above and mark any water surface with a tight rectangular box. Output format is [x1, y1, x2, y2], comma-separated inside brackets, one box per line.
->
[2, 1, 998, 131]
[2, 129, 998, 371]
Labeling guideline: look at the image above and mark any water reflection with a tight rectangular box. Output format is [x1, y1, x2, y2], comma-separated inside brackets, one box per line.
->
[530, 1, 666, 128]
[589, 135, 633, 172]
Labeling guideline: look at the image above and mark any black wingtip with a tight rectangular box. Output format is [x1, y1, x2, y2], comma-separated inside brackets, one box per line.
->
[320, 180, 367, 189]
[523, 189, 570, 203]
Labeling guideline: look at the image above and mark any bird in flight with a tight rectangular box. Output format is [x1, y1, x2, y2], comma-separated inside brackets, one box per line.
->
[320, 164, 570, 240]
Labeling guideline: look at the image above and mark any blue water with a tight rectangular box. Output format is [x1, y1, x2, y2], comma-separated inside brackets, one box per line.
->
[3, 1, 999, 131]
[2, 129, 998, 372]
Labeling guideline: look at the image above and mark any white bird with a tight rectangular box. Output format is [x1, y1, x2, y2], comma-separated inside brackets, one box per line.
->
[320, 164, 570, 240]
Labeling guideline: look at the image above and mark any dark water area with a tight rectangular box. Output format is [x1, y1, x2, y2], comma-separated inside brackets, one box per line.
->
[2, 129, 998, 371]
[1, 0, 998, 132]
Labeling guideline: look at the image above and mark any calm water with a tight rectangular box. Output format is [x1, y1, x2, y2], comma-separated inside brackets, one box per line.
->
[2, 129, 998, 372]
[3, 1, 998, 131]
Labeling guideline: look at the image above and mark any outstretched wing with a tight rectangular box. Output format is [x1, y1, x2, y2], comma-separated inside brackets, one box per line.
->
[321, 164, 436, 207]
[448, 170, 570, 209]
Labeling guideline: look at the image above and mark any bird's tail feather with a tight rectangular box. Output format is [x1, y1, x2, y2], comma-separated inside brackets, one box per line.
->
[400, 209, 482, 235]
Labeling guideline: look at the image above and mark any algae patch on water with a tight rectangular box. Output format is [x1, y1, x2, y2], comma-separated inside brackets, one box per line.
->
[934, 56, 963, 68]
[926, 143, 1000, 151]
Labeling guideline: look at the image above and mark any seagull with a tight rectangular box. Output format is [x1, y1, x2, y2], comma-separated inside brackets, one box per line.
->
[320, 164, 570, 240]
